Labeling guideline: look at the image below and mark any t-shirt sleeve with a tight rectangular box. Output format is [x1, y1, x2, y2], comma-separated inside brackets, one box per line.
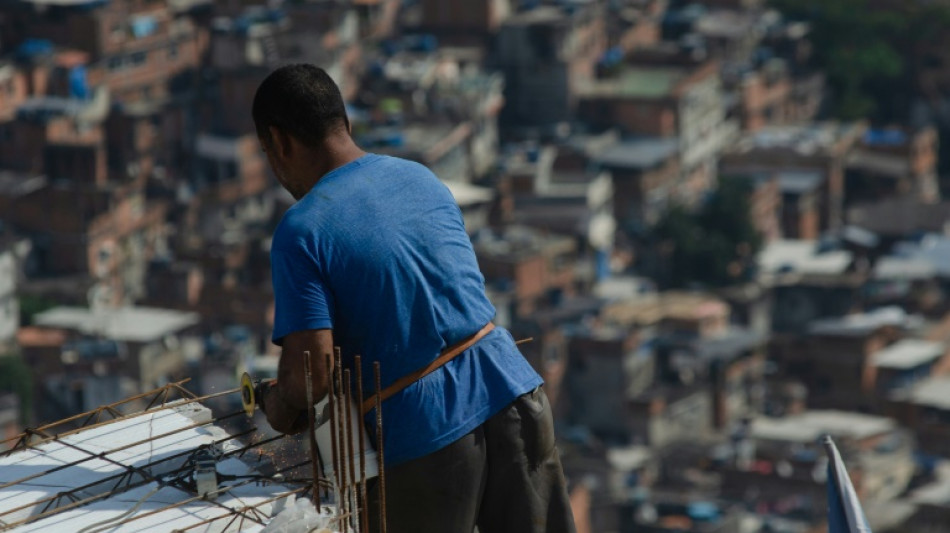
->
[270, 227, 334, 345]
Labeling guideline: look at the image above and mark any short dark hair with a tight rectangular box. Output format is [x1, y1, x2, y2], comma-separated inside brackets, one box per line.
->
[252, 64, 349, 147]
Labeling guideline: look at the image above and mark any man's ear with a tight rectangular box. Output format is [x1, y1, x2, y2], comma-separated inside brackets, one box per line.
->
[268, 126, 292, 158]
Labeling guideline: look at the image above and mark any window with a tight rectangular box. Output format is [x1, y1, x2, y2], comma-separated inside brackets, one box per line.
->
[130, 51, 147, 67]
[111, 23, 124, 42]
[168, 43, 178, 60]
[108, 56, 124, 71]
[96, 243, 113, 278]
[129, 15, 157, 39]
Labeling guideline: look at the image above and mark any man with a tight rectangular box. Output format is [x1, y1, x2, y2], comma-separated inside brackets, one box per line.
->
[252, 63, 576, 533]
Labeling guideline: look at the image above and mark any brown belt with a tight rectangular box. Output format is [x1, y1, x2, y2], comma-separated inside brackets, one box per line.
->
[360, 322, 495, 416]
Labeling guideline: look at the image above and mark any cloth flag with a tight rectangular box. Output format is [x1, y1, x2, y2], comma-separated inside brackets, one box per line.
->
[823, 435, 872, 533]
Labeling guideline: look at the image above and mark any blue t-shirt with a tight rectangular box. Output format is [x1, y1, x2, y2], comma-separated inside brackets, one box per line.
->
[270, 153, 542, 466]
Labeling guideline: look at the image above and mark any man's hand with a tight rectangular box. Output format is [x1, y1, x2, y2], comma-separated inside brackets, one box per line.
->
[261, 383, 308, 434]
[260, 328, 333, 434]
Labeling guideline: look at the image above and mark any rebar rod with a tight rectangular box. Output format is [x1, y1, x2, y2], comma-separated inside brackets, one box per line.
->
[355, 355, 368, 533]
[1, 380, 194, 449]
[335, 347, 349, 532]
[0, 409, 244, 491]
[374, 362, 387, 533]
[1, 384, 242, 455]
[344, 369, 358, 533]
[0, 428, 259, 521]
[326, 350, 340, 501]
[2, 435, 300, 530]
[59, 458, 313, 531]
[305, 350, 321, 506]
[168, 486, 309, 533]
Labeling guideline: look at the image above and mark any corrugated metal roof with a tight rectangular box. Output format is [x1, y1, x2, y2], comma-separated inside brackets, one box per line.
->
[809, 307, 921, 337]
[757, 240, 853, 277]
[751, 410, 896, 444]
[872, 339, 945, 370]
[891, 375, 950, 411]
[33, 307, 199, 343]
[596, 138, 679, 170]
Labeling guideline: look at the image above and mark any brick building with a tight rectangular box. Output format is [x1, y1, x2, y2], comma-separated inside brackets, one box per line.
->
[2, 0, 207, 104]
[596, 138, 680, 226]
[496, 137, 616, 275]
[494, 3, 607, 139]
[474, 226, 579, 318]
[717, 410, 914, 524]
[721, 172, 781, 243]
[845, 127, 940, 207]
[890, 374, 950, 456]
[720, 122, 868, 235]
[579, 58, 737, 198]
[735, 61, 793, 132]
[2, 95, 168, 305]
[771, 307, 950, 412]
[210, 3, 362, 101]
[418, 0, 511, 45]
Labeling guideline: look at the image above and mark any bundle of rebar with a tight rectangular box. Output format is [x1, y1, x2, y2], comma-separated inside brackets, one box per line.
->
[1, 353, 391, 533]
[316, 349, 386, 533]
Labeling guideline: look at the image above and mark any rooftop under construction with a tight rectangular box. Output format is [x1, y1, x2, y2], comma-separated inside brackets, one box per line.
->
[0, 352, 386, 533]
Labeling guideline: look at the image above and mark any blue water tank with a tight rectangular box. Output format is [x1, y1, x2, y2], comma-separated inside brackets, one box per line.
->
[16, 38, 54, 60]
[69, 65, 90, 100]
[687, 501, 720, 522]
[599, 46, 624, 67]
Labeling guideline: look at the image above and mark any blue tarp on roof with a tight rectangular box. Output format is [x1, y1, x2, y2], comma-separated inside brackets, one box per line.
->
[16, 38, 53, 60]
[864, 129, 907, 146]
[599, 46, 623, 67]
[69, 65, 89, 100]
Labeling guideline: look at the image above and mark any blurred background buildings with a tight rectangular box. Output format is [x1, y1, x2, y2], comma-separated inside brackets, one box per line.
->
[4, 0, 950, 531]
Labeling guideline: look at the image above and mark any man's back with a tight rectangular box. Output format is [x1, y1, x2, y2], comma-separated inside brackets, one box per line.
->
[270, 153, 542, 465]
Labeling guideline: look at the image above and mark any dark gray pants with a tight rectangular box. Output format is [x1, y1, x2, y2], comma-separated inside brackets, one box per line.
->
[367, 387, 576, 533]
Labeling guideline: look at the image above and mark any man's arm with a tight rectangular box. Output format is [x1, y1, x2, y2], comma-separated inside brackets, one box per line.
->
[262, 328, 333, 434]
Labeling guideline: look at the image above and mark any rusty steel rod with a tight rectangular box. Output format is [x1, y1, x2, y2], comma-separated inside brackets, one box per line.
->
[304, 350, 321, 506]
[325, 350, 341, 503]
[344, 369, 359, 533]
[0, 410, 245, 492]
[0, 379, 226, 453]
[2, 434, 298, 530]
[337, 349, 348, 504]
[335, 348, 350, 532]
[355, 355, 369, 533]
[342, 368, 352, 533]
[0, 427, 258, 522]
[374, 362, 387, 533]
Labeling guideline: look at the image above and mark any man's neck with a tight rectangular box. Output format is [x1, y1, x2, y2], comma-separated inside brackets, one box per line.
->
[315, 135, 366, 181]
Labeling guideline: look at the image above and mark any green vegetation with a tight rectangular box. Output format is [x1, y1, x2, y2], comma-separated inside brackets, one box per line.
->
[653, 178, 762, 288]
[0, 355, 33, 426]
[18, 294, 57, 326]
[770, 0, 950, 122]
[770, 0, 902, 120]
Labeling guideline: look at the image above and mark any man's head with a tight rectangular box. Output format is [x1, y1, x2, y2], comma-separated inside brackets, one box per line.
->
[252, 64, 355, 199]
